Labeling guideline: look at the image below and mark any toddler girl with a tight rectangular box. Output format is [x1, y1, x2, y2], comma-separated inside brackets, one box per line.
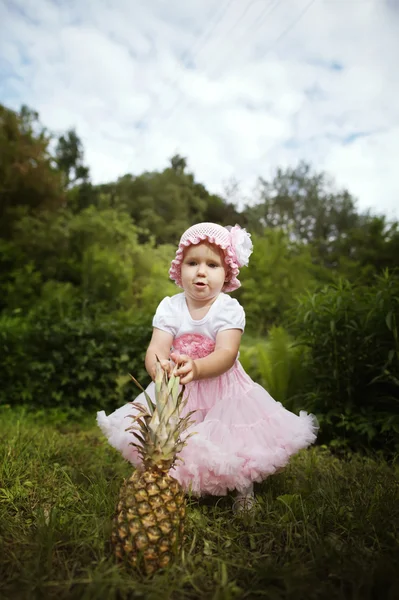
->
[97, 222, 318, 511]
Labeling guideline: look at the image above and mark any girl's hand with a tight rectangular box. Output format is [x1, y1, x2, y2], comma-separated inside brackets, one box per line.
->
[151, 359, 172, 380]
[170, 352, 198, 385]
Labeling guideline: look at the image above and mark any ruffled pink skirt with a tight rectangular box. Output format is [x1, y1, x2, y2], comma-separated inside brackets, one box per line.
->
[97, 361, 318, 496]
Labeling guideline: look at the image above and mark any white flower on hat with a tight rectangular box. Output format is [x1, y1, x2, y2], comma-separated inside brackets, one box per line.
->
[227, 224, 253, 267]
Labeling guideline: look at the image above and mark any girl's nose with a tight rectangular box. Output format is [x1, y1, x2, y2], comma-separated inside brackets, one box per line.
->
[196, 263, 206, 275]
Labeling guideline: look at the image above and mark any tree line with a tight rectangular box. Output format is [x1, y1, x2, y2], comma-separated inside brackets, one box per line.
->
[1, 103, 398, 454]
[1, 102, 398, 330]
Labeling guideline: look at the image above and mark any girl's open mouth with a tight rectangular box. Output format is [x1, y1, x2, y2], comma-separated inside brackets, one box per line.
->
[194, 282, 206, 287]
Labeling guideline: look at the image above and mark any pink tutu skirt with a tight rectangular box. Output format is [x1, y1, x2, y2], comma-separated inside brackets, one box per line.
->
[97, 360, 318, 496]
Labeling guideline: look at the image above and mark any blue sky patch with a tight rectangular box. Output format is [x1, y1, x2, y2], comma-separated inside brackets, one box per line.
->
[344, 131, 372, 145]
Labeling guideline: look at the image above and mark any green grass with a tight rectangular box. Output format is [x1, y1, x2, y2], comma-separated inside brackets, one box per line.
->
[1, 407, 398, 600]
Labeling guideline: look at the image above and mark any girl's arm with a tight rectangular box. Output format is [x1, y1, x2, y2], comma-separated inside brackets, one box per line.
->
[145, 328, 174, 380]
[173, 329, 242, 384]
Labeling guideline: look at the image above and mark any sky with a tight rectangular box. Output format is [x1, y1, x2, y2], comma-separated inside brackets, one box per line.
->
[1, 0, 399, 218]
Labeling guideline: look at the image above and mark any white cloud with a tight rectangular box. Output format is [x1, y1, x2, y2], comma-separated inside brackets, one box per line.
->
[325, 126, 399, 220]
[1, 0, 398, 218]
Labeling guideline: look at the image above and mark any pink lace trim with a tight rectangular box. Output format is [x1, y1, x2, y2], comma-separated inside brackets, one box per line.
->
[173, 334, 216, 359]
[169, 233, 240, 293]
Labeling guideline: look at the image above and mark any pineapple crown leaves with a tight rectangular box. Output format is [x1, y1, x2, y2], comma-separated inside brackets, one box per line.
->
[127, 358, 197, 468]
[129, 375, 155, 416]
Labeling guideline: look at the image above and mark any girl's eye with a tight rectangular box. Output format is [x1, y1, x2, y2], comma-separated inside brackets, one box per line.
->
[209, 263, 218, 268]
[188, 261, 197, 266]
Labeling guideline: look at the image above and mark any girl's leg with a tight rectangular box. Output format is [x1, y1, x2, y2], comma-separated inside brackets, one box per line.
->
[233, 483, 255, 513]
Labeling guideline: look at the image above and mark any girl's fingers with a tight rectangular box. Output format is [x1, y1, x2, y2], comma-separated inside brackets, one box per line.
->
[171, 352, 189, 364]
[176, 363, 192, 376]
[180, 371, 194, 385]
[170, 353, 194, 379]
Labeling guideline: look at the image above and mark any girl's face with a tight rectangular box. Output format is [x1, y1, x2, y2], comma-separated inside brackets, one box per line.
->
[181, 243, 227, 303]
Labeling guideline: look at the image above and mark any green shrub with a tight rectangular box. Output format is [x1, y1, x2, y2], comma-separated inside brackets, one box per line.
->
[238, 230, 321, 334]
[0, 313, 152, 411]
[240, 326, 308, 411]
[290, 270, 399, 455]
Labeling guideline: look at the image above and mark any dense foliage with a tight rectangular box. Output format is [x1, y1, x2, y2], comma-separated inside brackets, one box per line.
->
[1, 102, 398, 455]
[240, 326, 308, 412]
[290, 271, 399, 455]
[0, 314, 151, 410]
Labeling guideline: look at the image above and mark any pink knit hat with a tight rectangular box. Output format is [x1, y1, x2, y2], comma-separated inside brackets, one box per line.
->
[169, 222, 253, 292]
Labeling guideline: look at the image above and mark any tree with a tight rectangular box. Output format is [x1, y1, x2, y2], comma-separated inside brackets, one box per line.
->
[55, 129, 89, 188]
[0, 104, 64, 238]
[244, 162, 360, 268]
[1, 204, 178, 319]
[333, 215, 399, 280]
[92, 158, 246, 245]
[169, 153, 187, 173]
[236, 229, 323, 333]
[54, 128, 95, 213]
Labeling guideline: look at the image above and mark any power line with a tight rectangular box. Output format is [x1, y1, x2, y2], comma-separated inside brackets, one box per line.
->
[135, 0, 237, 137]
[263, 0, 317, 54]
[221, 0, 277, 40]
[250, 0, 282, 37]
[256, 0, 318, 165]
[162, 0, 316, 137]
[131, 0, 317, 173]
[178, 0, 238, 69]
[161, 0, 281, 128]
[211, 0, 283, 70]
[158, 0, 258, 126]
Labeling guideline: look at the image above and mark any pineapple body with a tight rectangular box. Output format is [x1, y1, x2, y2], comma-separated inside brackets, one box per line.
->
[113, 467, 186, 574]
[112, 361, 195, 574]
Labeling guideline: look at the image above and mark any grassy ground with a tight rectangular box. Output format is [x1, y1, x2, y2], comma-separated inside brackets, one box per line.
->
[0, 406, 398, 600]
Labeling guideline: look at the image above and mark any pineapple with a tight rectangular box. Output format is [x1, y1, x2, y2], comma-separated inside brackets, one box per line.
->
[112, 359, 195, 575]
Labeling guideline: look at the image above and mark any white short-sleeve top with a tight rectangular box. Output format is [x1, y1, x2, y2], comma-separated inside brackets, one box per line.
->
[152, 292, 245, 340]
